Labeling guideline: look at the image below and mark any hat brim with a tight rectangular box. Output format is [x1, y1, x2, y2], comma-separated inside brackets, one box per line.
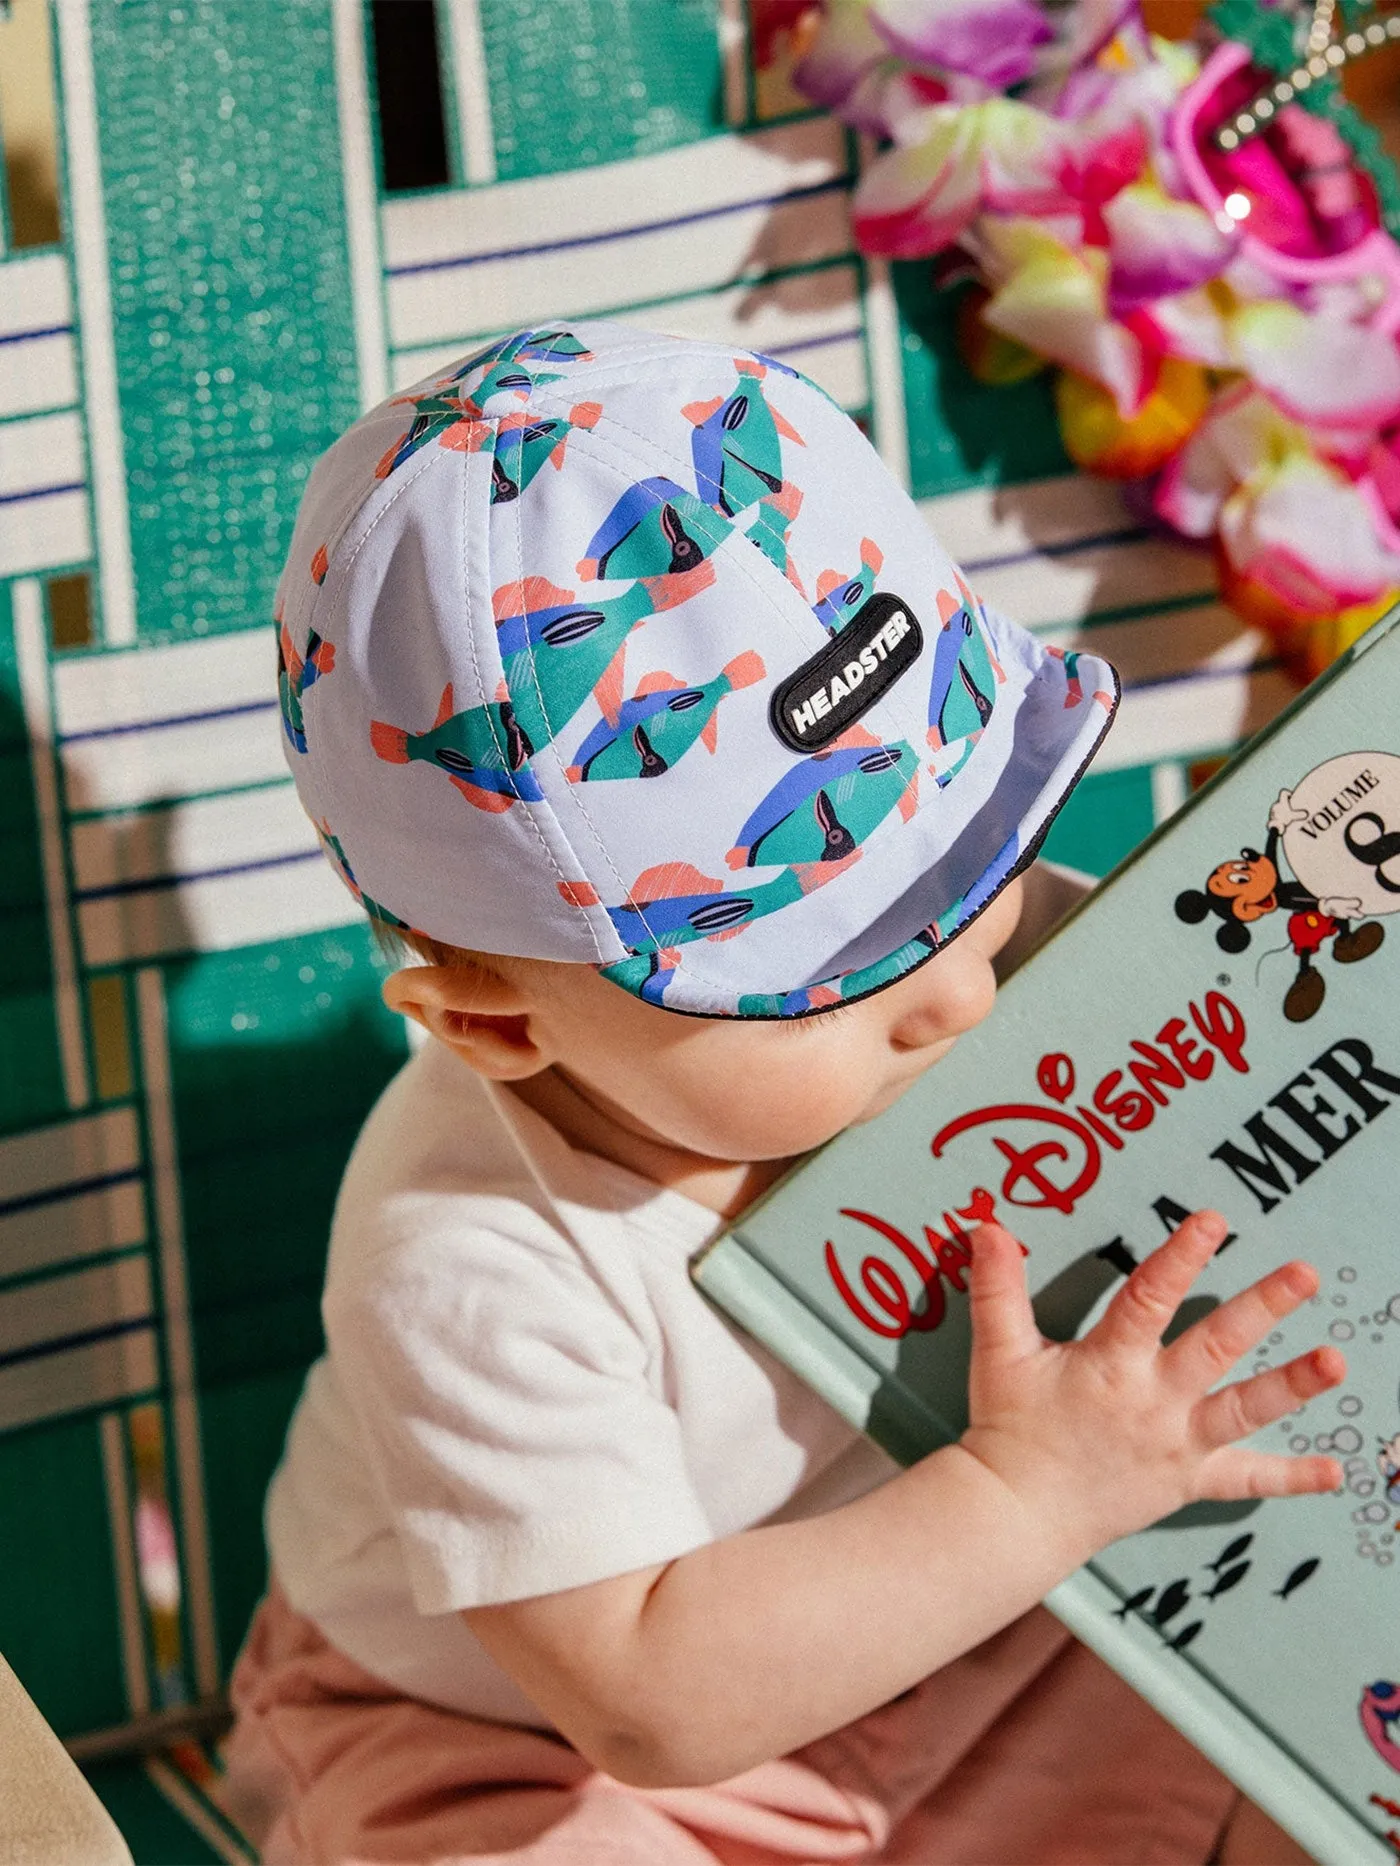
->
[597, 634, 1121, 1020]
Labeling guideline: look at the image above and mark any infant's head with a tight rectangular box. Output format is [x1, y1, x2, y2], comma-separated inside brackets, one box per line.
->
[276, 323, 1115, 1158]
[377, 871, 1023, 1162]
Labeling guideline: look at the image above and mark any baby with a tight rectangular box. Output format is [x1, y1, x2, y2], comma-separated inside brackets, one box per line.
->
[227, 324, 1344, 1865]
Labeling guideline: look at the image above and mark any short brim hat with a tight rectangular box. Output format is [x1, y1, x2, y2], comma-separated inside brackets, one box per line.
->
[276, 320, 1117, 1018]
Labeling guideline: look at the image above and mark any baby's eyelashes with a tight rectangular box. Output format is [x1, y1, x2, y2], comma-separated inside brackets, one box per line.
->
[781, 1003, 858, 1035]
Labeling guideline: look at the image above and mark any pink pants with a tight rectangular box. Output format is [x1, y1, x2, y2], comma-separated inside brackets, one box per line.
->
[222, 1584, 1239, 1865]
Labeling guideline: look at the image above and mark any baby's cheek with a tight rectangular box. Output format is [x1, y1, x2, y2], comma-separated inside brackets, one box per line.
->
[690, 1049, 872, 1157]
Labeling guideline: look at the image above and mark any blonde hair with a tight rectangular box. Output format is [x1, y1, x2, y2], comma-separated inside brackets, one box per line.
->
[368, 913, 559, 991]
[369, 913, 482, 970]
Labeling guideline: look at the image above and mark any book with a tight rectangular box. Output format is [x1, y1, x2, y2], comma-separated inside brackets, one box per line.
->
[693, 604, 1400, 1866]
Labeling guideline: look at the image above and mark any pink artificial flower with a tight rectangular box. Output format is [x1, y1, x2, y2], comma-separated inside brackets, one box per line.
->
[1155, 385, 1300, 538]
[794, 0, 904, 130]
[1042, 0, 1140, 79]
[1370, 426, 1400, 526]
[1101, 179, 1238, 313]
[1219, 454, 1400, 615]
[135, 1496, 182, 1613]
[1070, 123, 1150, 245]
[970, 182, 1232, 415]
[852, 98, 1079, 255]
[868, 0, 1053, 88]
[1156, 386, 1400, 614]
[972, 217, 1151, 412]
[1050, 24, 1195, 142]
[1144, 282, 1400, 431]
[1227, 302, 1400, 432]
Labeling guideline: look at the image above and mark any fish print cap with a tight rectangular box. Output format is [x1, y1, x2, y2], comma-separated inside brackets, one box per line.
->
[276, 321, 1118, 1018]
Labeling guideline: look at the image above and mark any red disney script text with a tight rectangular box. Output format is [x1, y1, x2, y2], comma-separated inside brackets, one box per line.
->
[825, 991, 1249, 1340]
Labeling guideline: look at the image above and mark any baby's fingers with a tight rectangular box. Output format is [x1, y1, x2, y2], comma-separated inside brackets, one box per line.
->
[967, 1223, 1041, 1365]
[1194, 1345, 1346, 1450]
[1165, 1259, 1320, 1393]
[1197, 1446, 1343, 1503]
[1090, 1211, 1228, 1356]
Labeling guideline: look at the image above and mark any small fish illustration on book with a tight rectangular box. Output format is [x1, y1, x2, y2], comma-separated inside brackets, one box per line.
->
[1151, 1577, 1192, 1626]
[1204, 1560, 1251, 1602]
[1275, 1558, 1320, 1601]
[1112, 1585, 1154, 1620]
[1205, 1534, 1254, 1573]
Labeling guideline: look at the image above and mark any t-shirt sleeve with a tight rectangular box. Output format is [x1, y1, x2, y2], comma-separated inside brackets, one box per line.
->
[326, 1201, 714, 1614]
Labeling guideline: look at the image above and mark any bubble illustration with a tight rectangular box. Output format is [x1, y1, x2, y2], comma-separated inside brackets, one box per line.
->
[1330, 1322, 1355, 1342]
[1388, 1295, 1400, 1323]
[1364, 1502, 1388, 1523]
[1380, 1552, 1394, 1567]
[1349, 1474, 1376, 1497]
[1340, 1268, 1357, 1283]
[1332, 1294, 1348, 1308]
[1340, 1396, 1363, 1416]
[1332, 1426, 1363, 1454]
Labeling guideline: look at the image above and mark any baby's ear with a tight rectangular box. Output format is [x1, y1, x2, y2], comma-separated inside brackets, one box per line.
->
[381, 957, 522, 1019]
[1215, 921, 1251, 955]
[381, 962, 545, 1077]
[1175, 889, 1210, 924]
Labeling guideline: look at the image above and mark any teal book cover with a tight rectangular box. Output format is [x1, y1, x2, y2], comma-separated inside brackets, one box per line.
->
[693, 607, 1400, 1866]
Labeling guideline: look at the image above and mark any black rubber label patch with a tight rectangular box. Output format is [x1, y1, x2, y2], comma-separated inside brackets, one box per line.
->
[769, 592, 923, 753]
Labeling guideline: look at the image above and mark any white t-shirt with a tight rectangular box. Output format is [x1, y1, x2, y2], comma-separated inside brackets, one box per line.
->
[265, 862, 1089, 1725]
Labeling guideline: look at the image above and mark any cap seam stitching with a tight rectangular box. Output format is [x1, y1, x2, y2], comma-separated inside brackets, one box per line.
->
[507, 466, 621, 963]
[521, 433, 789, 984]
[536, 406, 818, 658]
[467, 439, 612, 965]
[543, 427, 933, 993]
[318, 448, 443, 648]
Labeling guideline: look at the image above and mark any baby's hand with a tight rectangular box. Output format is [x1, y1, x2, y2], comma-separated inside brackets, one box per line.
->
[959, 1212, 1345, 1561]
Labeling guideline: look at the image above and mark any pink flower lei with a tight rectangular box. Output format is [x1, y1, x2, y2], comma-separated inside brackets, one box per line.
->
[769, 0, 1400, 673]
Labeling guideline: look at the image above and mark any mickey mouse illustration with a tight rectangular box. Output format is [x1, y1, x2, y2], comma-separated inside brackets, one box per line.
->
[1176, 782, 1386, 1023]
[1377, 1430, 1400, 1509]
